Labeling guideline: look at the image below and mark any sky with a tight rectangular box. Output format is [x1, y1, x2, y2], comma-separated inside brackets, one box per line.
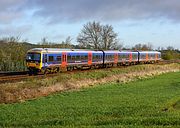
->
[0, 0, 180, 49]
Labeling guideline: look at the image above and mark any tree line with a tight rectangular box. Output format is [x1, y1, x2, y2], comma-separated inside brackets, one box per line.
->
[0, 21, 179, 72]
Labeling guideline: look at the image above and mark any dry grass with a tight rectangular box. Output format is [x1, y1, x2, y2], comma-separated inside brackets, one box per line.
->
[0, 63, 180, 103]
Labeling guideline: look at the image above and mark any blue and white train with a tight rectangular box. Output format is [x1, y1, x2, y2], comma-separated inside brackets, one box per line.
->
[26, 48, 161, 75]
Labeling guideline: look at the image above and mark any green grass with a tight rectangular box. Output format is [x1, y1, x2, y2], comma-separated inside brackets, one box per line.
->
[0, 72, 180, 128]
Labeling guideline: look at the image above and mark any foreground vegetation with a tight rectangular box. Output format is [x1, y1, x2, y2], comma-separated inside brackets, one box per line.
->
[0, 72, 180, 127]
[0, 63, 179, 103]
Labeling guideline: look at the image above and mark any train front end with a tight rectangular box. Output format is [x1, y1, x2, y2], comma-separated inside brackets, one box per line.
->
[26, 49, 43, 75]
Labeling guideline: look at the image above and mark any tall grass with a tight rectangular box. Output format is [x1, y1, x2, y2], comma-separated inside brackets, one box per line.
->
[0, 63, 179, 103]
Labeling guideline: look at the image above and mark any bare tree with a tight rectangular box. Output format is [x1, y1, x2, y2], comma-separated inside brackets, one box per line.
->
[77, 21, 101, 49]
[101, 25, 118, 50]
[41, 37, 49, 45]
[133, 43, 153, 51]
[167, 46, 174, 51]
[1, 36, 21, 43]
[77, 21, 119, 50]
[61, 36, 73, 48]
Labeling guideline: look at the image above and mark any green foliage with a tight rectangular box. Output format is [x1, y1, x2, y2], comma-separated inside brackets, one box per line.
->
[0, 41, 33, 71]
[162, 50, 180, 60]
[0, 36, 75, 72]
[0, 72, 180, 127]
[77, 21, 120, 50]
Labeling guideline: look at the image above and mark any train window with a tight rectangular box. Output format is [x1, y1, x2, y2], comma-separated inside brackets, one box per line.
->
[133, 54, 137, 59]
[93, 55, 96, 60]
[99, 55, 102, 60]
[67, 55, 71, 61]
[96, 55, 99, 60]
[57, 56, 61, 62]
[84, 55, 88, 60]
[49, 56, 54, 62]
[118, 55, 121, 60]
[107, 55, 109, 60]
[81, 55, 85, 60]
[142, 54, 146, 59]
[110, 55, 112, 60]
[109, 55, 111, 60]
[76, 55, 80, 60]
[71, 56, 75, 61]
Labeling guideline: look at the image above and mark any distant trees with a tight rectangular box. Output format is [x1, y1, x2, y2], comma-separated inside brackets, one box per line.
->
[0, 36, 29, 71]
[77, 21, 121, 50]
[161, 46, 180, 60]
[61, 36, 73, 48]
[132, 43, 153, 51]
[37, 36, 73, 49]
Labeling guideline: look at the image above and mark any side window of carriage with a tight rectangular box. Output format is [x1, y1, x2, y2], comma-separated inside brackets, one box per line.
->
[49, 55, 54, 62]
[57, 55, 61, 62]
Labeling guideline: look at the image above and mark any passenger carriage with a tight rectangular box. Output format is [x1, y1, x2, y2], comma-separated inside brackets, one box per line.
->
[26, 48, 103, 74]
[138, 51, 161, 64]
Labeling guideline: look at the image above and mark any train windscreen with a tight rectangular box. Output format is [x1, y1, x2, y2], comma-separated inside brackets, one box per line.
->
[26, 53, 41, 62]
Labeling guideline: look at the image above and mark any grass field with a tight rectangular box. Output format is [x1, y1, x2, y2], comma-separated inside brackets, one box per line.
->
[0, 72, 180, 128]
[1, 63, 179, 103]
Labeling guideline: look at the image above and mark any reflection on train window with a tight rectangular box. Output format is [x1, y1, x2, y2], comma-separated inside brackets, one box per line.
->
[81, 55, 85, 60]
[71, 56, 75, 61]
[49, 56, 54, 62]
[132, 54, 137, 59]
[67, 55, 71, 62]
[57, 56, 61, 62]
[76, 55, 80, 60]
[84, 55, 88, 60]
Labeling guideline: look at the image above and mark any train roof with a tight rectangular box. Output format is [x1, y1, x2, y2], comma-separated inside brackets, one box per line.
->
[138, 51, 161, 53]
[27, 48, 103, 53]
[27, 48, 161, 54]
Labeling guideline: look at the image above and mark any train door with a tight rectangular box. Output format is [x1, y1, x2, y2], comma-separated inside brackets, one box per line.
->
[43, 54, 48, 67]
[61, 52, 67, 68]
[88, 52, 92, 65]
[146, 53, 148, 62]
[114, 53, 118, 64]
[155, 53, 158, 61]
[129, 53, 132, 62]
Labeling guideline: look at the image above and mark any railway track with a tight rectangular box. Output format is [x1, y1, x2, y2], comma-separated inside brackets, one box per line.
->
[0, 60, 179, 84]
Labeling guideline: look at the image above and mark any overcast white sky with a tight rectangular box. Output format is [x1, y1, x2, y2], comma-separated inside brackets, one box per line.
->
[0, 0, 180, 49]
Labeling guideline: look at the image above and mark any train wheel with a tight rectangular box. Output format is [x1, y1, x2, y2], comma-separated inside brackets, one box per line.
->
[28, 69, 34, 76]
[28, 71, 33, 76]
[70, 67, 74, 71]
[44, 69, 50, 75]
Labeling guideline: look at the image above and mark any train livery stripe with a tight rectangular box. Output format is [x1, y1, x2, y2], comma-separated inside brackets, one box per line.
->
[146, 53, 148, 61]
[88, 52, 92, 65]
[155, 53, 158, 61]
[129, 53, 132, 62]
[61, 52, 67, 68]
[114, 53, 118, 64]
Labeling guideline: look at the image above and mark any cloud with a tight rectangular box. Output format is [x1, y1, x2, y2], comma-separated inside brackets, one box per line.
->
[0, 25, 32, 35]
[0, 0, 27, 24]
[28, 0, 180, 24]
[1, 0, 180, 24]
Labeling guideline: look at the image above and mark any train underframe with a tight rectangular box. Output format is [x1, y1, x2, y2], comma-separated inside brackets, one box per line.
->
[28, 60, 159, 75]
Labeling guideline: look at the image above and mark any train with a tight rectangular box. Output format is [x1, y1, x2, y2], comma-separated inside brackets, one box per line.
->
[26, 48, 161, 75]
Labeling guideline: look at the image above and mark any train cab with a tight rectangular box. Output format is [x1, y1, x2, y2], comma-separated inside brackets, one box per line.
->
[26, 48, 43, 74]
